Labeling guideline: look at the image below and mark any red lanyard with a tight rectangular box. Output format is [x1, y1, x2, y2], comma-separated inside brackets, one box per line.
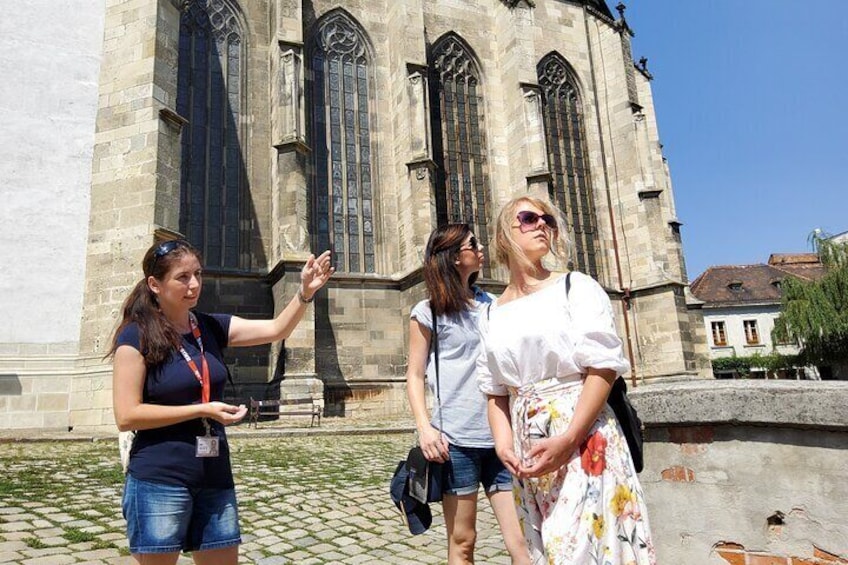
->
[178, 312, 210, 404]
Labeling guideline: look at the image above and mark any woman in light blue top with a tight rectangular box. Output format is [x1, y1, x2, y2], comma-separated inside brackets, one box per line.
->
[406, 224, 530, 565]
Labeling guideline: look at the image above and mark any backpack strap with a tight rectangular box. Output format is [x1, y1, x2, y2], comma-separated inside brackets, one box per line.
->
[488, 272, 572, 320]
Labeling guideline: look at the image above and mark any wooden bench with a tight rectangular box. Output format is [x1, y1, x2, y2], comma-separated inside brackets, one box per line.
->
[248, 397, 321, 428]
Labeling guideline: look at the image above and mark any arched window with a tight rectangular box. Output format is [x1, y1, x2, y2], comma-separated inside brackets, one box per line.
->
[310, 11, 376, 273]
[429, 35, 491, 256]
[538, 53, 599, 278]
[177, 0, 247, 270]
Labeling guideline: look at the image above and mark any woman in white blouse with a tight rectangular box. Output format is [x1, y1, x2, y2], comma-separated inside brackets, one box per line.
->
[477, 196, 655, 564]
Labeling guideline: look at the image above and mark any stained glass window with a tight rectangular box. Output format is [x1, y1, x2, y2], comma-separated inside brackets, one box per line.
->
[429, 35, 491, 263]
[311, 12, 375, 273]
[538, 53, 599, 278]
[177, 0, 246, 269]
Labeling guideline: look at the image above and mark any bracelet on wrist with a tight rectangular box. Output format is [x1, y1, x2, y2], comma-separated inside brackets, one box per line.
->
[297, 288, 314, 304]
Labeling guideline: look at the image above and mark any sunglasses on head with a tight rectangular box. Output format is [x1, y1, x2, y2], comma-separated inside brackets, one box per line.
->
[459, 235, 481, 252]
[151, 239, 188, 270]
[515, 210, 558, 232]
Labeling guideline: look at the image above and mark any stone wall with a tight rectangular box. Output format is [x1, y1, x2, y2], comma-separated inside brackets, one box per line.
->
[633, 381, 848, 563]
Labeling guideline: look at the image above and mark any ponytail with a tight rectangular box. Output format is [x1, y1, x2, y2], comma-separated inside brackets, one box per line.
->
[106, 278, 182, 366]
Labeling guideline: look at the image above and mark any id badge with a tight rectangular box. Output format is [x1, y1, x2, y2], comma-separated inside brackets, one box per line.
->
[196, 436, 220, 458]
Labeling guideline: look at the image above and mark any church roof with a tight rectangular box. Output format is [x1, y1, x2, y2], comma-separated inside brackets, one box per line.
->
[507, 1, 614, 20]
[583, 0, 614, 19]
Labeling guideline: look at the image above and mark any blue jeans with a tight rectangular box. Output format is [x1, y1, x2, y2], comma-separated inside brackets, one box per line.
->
[122, 475, 241, 554]
[443, 444, 513, 496]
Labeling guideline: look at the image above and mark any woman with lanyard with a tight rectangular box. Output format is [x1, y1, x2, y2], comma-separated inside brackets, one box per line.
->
[108, 239, 333, 564]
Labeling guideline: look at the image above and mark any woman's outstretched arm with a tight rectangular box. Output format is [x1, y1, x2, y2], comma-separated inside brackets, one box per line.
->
[227, 251, 334, 347]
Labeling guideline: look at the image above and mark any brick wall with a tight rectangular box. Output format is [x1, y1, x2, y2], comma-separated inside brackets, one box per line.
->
[714, 542, 848, 565]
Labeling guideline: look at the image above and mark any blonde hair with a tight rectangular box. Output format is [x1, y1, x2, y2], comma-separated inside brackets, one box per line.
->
[493, 196, 571, 273]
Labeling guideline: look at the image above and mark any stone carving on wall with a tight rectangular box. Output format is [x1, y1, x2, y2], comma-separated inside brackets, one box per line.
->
[315, 13, 367, 59]
[432, 37, 477, 84]
[521, 84, 548, 173]
[499, 0, 536, 7]
[281, 223, 309, 253]
[183, 0, 241, 44]
[538, 57, 575, 99]
[406, 65, 430, 160]
[279, 45, 303, 142]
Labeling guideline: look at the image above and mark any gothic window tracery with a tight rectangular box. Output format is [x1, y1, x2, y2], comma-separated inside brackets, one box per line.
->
[310, 11, 376, 273]
[538, 53, 599, 278]
[429, 35, 491, 264]
[177, 0, 247, 270]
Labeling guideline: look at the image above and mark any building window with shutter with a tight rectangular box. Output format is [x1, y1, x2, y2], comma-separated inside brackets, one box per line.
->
[744, 320, 760, 345]
[711, 321, 727, 346]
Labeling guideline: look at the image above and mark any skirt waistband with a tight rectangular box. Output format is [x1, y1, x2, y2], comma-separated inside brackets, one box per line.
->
[509, 374, 582, 399]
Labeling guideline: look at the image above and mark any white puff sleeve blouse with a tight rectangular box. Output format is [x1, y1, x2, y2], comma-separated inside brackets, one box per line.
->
[476, 271, 630, 396]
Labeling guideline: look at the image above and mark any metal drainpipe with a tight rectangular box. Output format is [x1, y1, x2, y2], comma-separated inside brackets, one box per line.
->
[584, 9, 637, 387]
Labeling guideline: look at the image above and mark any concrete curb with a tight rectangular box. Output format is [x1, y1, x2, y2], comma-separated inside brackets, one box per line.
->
[631, 380, 848, 430]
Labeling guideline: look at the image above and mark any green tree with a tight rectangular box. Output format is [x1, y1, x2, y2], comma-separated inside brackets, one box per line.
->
[773, 232, 848, 369]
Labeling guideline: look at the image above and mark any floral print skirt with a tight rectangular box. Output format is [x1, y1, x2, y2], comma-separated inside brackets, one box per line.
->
[510, 376, 656, 565]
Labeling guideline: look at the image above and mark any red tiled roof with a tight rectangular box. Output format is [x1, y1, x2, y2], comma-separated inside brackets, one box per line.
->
[767, 253, 819, 266]
[690, 253, 827, 306]
[690, 264, 785, 306]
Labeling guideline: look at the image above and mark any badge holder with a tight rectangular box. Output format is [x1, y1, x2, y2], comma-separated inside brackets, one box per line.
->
[196, 418, 219, 458]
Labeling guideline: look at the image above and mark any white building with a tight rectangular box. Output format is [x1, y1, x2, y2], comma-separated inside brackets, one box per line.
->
[690, 253, 826, 379]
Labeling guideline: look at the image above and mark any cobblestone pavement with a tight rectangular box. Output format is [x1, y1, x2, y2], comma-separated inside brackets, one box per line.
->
[0, 426, 512, 564]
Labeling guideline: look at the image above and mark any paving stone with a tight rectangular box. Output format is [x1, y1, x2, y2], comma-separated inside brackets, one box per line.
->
[0, 521, 33, 533]
[0, 508, 25, 516]
[20, 555, 77, 565]
[0, 433, 512, 564]
[255, 557, 290, 565]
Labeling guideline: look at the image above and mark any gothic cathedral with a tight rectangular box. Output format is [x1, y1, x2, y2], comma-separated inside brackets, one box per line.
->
[4, 0, 711, 430]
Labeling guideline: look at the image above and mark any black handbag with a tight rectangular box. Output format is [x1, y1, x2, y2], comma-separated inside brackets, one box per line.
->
[405, 445, 444, 504]
[606, 376, 644, 472]
[565, 272, 645, 473]
[390, 302, 445, 533]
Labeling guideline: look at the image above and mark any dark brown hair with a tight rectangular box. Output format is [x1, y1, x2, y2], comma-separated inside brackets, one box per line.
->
[423, 224, 478, 316]
[106, 239, 202, 366]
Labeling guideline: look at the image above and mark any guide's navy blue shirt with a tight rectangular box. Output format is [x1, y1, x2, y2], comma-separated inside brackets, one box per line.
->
[117, 312, 234, 488]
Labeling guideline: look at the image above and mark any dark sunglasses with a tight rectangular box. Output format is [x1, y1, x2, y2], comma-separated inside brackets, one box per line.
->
[151, 239, 188, 269]
[459, 235, 481, 252]
[516, 210, 558, 232]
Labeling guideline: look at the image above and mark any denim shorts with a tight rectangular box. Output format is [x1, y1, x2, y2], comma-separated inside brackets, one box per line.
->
[122, 475, 241, 554]
[443, 444, 513, 496]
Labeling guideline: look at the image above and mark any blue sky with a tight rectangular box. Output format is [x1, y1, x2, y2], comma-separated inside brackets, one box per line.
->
[623, 1, 848, 280]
